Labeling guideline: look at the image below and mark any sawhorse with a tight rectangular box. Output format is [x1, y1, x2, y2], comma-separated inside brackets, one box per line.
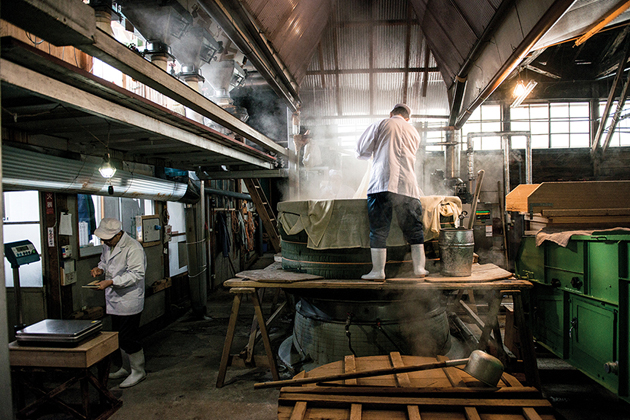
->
[216, 287, 280, 387]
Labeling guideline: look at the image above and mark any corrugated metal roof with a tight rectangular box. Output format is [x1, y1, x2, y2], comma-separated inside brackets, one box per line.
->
[300, 0, 449, 124]
[241, 0, 332, 85]
[240, 0, 599, 131]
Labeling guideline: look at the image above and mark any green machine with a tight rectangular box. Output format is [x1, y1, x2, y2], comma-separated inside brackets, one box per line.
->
[516, 232, 630, 403]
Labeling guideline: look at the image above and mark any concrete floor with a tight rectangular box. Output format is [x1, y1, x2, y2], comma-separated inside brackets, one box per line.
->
[108, 296, 284, 420]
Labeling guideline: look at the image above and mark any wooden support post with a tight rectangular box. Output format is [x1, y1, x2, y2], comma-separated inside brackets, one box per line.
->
[251, 291, 280, 381]
[512, 291, 541, 389]
[477, 290, 502, 352]
[216, 291, 244, 388]
[289, 401, 307, 420]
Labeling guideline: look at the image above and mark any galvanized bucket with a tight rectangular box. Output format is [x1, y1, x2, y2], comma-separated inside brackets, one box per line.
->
[438, 228, 474, 277]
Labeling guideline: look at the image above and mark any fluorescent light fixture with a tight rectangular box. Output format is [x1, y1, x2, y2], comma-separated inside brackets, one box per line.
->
[99, 154, 116, 179]
[511, 80, 537, 108]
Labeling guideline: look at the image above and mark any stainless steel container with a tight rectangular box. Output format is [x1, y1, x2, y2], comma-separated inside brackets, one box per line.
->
[439, 228, 474, 277]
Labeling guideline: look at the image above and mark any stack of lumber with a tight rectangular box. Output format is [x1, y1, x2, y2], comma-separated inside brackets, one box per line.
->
[506, 181, 630, 233]
[277, 353, 555, 420]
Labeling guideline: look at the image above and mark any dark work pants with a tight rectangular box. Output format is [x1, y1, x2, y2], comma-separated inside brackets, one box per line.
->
[367, 191, 424, 248]
[111, 313, 143, 354]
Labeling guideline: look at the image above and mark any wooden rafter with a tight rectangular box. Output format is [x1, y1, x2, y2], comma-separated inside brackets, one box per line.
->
[422, 40, 430, 97]
[403, 6, 412, 104]
[369, 0, 375, 116]
[331, 9, 342, 117]
[317, 42, 326, 89]
[306, 67, 439, 75]
[575, 0, 630, 46]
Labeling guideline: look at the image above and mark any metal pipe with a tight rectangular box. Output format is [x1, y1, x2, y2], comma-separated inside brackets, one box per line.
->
[444, 130, 458, 179]
[2, 146, 198, 203]
[503, 136, 511, 197]
[455, 0, 575, 129]
[206, 188, 251, 201]
[466, 132, 475, 186]
[0, 141, 11, 420]
[464, 131, 532, 195]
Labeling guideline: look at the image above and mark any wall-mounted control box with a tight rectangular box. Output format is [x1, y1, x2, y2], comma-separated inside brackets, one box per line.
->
[135, 215, 161, 243]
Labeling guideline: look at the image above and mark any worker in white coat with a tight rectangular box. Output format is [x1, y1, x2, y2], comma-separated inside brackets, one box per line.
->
[356, 104, 428, 280]
[91, 218, 147, 388]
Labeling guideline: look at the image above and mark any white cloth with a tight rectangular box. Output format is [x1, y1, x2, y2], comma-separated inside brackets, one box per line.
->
[302, 142, 322, 168]
[278, 197, 462, 250]
[98, 232, 147, 315]
[355, 115, 422, 199]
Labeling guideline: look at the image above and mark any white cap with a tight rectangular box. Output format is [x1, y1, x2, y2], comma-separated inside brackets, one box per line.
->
[392, 103, 411, 115]
[94, 218, 122, 240]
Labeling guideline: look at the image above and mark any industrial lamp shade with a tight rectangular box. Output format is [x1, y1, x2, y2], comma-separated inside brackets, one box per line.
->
[99, 156, 116, 179]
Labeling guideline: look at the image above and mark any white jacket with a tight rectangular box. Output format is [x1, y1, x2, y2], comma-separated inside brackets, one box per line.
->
[98, 232, 147, 315]
[356, 115, 422, 199]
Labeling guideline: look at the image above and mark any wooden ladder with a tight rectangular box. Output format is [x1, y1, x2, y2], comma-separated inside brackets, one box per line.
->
[243, 178, 281, 253]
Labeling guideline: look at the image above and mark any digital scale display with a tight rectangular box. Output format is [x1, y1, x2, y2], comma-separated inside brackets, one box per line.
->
[5, 240, 40, 268]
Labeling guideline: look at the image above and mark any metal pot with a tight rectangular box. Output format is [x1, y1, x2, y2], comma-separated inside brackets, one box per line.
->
[463, 349, 505, 386]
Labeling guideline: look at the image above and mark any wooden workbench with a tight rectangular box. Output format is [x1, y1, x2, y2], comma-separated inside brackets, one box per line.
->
[217, 264, 539, 389]
[9, 331, 122, 420]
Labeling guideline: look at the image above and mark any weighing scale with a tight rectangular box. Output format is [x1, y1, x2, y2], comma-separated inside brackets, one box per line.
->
[15, 319, 102, 346]
[4, 240, 40, 332]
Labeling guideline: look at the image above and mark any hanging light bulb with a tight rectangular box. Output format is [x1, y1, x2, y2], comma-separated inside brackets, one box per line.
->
[99, 153, 116, 179]
[511, 80, 538, 108]
[513, 80, 526, 97]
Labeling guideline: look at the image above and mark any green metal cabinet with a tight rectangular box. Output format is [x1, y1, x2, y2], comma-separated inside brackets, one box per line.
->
[516, 233, 630, 404]
[568, 295, 619, 394]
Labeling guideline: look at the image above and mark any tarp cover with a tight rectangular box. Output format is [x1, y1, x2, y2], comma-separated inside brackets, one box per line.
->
[278, 196, 462, 250]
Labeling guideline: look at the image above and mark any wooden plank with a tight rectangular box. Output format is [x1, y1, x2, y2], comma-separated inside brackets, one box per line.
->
[224, 273, 533, 291]
[464, 406, 482, 420]
[407, 405, 422, 420]
[216, 294, 243, 388]
[436, 355, 466, 387]
[349, 403, 362, 420]
[527, 181, 630, 214]
[506, 184, 541, 212]
[344, 355, 358, 386]
[523, 407, 544, 420]
[0, 59, 273, 170]
[236, 269, 323, 283]
[252, 291, 279, 381]
[459, 299, 485, 328]
[477, 290, 502, 353]
[546, 215, 630, 224]
[542, 208, 630, 216]
[279, 386, 541, 396]
[501, 373, 524, 388]
[83, 30, 287, 156]
[289, 401, 307, 420]
[424, 264, 513, 283]
[9, 332, 118, 369]
[388, 352, 411, 387]
[278, 393, 553, 408]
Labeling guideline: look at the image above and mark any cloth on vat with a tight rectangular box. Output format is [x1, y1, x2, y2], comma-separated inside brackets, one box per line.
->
[278, 196, 462, 250]
[535, 227, 630, 247]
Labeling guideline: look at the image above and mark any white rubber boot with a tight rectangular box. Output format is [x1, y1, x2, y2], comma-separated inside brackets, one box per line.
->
[361, 248, 387, 280]
[119, 349, 146, 388]
[411, 244, 429, 277]
[109, 349, 130, 379]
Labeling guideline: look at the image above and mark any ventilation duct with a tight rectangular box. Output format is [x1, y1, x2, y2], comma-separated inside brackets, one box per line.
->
[2, 146, 199, 203]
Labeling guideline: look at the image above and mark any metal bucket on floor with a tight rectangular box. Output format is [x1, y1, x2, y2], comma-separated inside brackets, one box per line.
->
[439, 228, 474, 277]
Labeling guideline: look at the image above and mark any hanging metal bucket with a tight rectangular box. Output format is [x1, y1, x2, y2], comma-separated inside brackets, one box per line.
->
[438, 228, 474, 277]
